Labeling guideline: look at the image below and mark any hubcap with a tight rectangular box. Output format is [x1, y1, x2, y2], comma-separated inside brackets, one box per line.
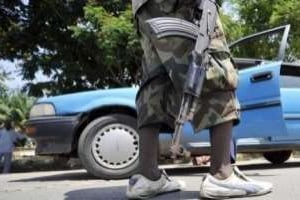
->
[91, 123, 139, 169]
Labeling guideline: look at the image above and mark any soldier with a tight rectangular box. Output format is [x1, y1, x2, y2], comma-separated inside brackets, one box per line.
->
[127, 0, 273, 199]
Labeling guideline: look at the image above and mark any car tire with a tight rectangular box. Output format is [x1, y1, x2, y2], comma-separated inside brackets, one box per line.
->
[78, 114, 139, 179]
[263, 150, 292, 164]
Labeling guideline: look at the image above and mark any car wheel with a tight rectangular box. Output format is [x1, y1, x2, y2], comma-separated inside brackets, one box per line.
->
[263, 150, 292, 164]
[78, 114, 139, 179]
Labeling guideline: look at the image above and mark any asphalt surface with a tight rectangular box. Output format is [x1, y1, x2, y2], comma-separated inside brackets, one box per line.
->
[1, 159, 300, 200]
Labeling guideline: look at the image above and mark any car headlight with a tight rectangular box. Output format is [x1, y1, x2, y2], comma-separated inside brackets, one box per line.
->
[29, 103, 56, 118]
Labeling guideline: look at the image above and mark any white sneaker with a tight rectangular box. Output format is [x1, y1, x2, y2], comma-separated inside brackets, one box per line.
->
[199, 167, 273, 199]
[126, 170, 185, 199]
[232, 165, 273, 193]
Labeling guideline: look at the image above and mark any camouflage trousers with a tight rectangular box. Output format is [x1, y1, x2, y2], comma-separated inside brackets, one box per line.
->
[135, 0, 240, 132]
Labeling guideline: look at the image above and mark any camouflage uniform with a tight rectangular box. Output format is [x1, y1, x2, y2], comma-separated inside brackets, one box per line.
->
[133, 0, 240, 132]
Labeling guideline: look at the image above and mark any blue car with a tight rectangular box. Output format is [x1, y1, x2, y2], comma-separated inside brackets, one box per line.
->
[26, 25, 300, 179]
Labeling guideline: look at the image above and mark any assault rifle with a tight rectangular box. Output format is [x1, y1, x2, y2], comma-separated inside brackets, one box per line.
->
[144, 0, 219, 162]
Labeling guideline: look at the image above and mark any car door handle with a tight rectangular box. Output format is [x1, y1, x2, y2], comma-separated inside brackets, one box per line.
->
[250, 71, 273, 83]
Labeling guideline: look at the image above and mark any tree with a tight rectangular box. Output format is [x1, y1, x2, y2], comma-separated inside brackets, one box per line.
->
[229, 0, 300, 61]
[0, 71, 8, 97]
[0, 0, 244, 97]
[270, 0, 300, 61]
[0, 65, 34, 128]
[229, 0, 280, 34]
[69, 4, 142, 87]
[0, 91, 35, 129]
[1, 0, 86, 96]
[219, 11, 243, 43]
[0, 0, 141, 97]
[2, 0, 300, 98]
[0, 67, 8, 122]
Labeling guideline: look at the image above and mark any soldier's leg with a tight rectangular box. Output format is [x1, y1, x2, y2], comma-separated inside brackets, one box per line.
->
[138, 126, 161, 180]
[127, 124, 185, 199]
[201, 122, 273, 199]
[209, 121, 233, 179]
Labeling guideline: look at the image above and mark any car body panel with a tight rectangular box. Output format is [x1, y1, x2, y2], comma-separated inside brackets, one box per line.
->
[26, 115, 81, 154]
[176, 61, 287, 150]
[36, 88, 138, 115]
[281, 88, 300, 115]
[29, 61, 287, 148]
[274, 88, 300, 141]
[26, 25, 299, 161]
[234, 61, 287, 139]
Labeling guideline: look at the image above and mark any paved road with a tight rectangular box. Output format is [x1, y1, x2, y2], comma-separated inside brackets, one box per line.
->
[1, 159, 300, 200]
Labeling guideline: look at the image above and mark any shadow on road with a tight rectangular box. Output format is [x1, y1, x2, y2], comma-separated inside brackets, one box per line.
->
[238, 161, 300, 171]
[10, 161, 300, 183]
[10, 170, 97, 182]
[165, 160, 300, 176]
[64, 187, 199, 200]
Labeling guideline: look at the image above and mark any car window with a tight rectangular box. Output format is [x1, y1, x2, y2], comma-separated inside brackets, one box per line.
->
[230, 31, 284, 61]
[229, 25, 290, 70]
[284, 41, 300, 63]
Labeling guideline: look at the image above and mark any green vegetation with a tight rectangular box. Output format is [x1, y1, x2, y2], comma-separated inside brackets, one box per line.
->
[0, 92, 35, 129]
[230, 0, 300, 60]
[0, 73, 34, 129]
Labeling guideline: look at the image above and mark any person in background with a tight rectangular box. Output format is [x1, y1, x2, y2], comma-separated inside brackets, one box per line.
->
[0, 120, 26, 174]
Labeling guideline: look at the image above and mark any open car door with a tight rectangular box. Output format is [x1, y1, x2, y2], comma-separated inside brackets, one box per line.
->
[179, 25, 291, 149]
[230, 25, 290, 138]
